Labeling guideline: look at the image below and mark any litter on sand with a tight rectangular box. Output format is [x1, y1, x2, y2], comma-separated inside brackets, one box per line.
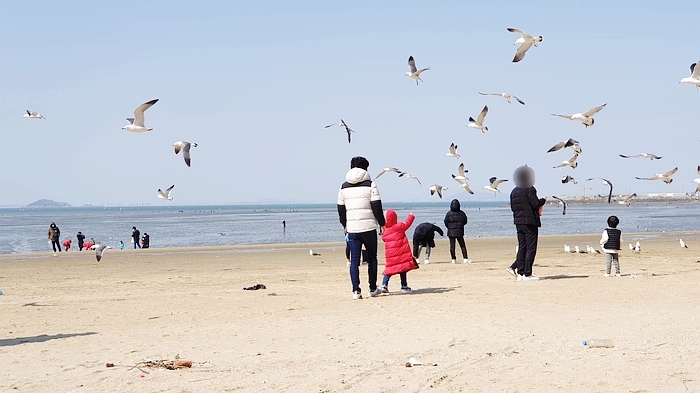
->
[243, 284, 267, 290]
[106, 357, 194, 373]
[405, 357, 437, 367]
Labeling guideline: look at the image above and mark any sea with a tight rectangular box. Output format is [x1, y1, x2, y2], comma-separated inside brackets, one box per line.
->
[1, 201, 699, 255]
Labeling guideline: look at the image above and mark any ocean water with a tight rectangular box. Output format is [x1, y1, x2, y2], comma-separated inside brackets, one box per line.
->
[1, 201, 699, 254]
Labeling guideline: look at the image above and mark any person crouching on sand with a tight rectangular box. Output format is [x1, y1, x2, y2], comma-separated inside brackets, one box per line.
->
[412, 222, 444, 264]
[507, 165, 546, 281]
[380, 210, 417, 293]
[62, 238, 72, 252]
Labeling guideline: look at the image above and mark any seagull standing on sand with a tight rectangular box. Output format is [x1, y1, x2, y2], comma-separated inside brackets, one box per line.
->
[484, 177, 508, 196]
[157, 185, 175, 201]
[507, 28, 543, 63]
[619, 153, 662, 161]
[173, 141, 197, 167]
[564, 244, 573, 253]
[618, 193, 637, 207]
[585, 178, 614, 203]
[574, 246, 587, 254]
[405, 56, 429, 85]
[122, 99, 159, 133]
[680, 61, 700, 90]
[680, 239, 688, 249]
[467, 106, 489, 132]
[375, 167, 402, 179]
[92, 244, 112, 262]
[635, 167, 678, 184]
[629, 241, 641, 252]
[478, 92, 525, 105]
[324, 119, 354, 143]
[23, 110, 45, 119]
[552, 104, 606, 128]
[310, 249, 321, 256]
[562, 175, 578, 185]
[445, 143, 460, 159]
[554, 152, 579, 169]
[551, 195, 568, 215]
[452, 175, 474, 194]
[548, 138, 581, 154]
[398, 172, 422, 185]
[429, 184, 448, 199]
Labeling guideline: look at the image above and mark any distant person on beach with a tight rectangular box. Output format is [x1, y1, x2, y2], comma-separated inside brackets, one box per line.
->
[380, 210, 417, 293]
[132, 227, 141, 249]
[76, 231, 85, 251]
[61, 238, 72, 251]
[119, 241, 125, 250]
[444, 200, 470, 264]
[337, 156, 385, 300]
[141, 233, 150, 249]
[47, 222, 61, 252]
[600, 215, 622, 277]
[412, 222, 444, 264]
[282, 220, 286, 231]
[507, 165, 546, 281]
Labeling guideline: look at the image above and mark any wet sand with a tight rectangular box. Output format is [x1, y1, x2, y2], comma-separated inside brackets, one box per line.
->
[2, 232, 700, 392]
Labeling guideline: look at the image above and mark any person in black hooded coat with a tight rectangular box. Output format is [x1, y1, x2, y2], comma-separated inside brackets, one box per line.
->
[444, 199, 470, 263]
[412, 222, 444, 264]
[508, 165, 546, 281]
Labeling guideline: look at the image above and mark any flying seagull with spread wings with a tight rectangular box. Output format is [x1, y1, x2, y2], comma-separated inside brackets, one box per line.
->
[548, 138, 581, 154]
[680, 61, 700, 90]
[554, 152, 580, 169]
[375, 167, 402, 179]
[445, 143, 460, 159]
[586, 178, 613, 203]
[405, 56, 430, 85]
[429, 184, 448, 199]
[92, 244, 112, 262]
[324, 119, 354, 143]
[467, 106, 489, 132]
[398, 172, 421, 185]
[552, 103, 606, 128]
[618, 193, 637, 207]
[173, 141, 197, 167]
[157, 185, 175, 201]
[478, 92, 525, 105]
[123, 99, 159, 133]
[562, 175, 578, 185]
[619, 153, 662, 161]
[551, 195, 568, 215]
[635, 167, 678, 184]
[507, 28, 543, 63]
[484, 177, 508, 196]
[23, 110, 45, 119]
[452, 174, 474, 194]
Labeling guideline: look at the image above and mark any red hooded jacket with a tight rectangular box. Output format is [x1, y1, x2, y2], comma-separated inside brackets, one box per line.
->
[382, 210, 417, 276]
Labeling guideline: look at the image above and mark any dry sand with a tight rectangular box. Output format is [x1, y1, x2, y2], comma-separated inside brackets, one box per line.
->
[2, 232, 700, 392]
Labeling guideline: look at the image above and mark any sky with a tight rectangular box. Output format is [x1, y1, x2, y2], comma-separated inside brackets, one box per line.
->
[1, 1, 699, 206]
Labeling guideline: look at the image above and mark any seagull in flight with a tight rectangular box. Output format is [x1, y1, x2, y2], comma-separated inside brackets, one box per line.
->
[619, 153, 662, 161]
[122, 99, 159, 133]
[554, 152, 579, 169]
[398, 172, 422, 185]
[552, 103, 606, 128]
[585, 178, 613, 203]
[453, 163, 469, 181]
[375, 167, 402, 179]
[692, 166, 700, 193]
[618, 193, 637, 207]
[548, 138, 581, 154]
[157, 185, 175, 201]
[680, 61, 700, 90]
[429, 184, 448, 199]
[478, 92, 525, 105]
[92, 244, 112, 262]
[324, 119, 354, 143]
[635, 167, 678, 184]
[445, 143, 460, 159]
[467, 105, 489, 132]
[507, 28, 543, 63]
[561, 175, 578, 185]
[452, 175, 474, 194]
[484, 177, 508, 196]
[23, 110, 45, 119]
[405, 56, 429, 85]
[173, 141, 197, 167]
[551, 195, 567, 215]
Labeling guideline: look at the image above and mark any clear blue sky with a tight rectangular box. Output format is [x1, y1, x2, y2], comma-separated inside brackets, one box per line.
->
[1, 1, 698, 206]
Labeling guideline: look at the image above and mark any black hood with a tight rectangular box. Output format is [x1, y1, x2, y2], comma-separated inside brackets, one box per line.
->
[513, 165, 535, 188]
[450, 199, 461, 212]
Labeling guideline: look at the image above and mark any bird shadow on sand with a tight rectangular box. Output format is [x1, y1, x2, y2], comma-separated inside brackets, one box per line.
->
[0, 332, 97, 347]
[403, 287, 457, 295]
[540, 275, 589, 280]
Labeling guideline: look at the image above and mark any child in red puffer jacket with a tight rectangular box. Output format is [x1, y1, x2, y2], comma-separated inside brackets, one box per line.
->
[380, 210, 418, 293]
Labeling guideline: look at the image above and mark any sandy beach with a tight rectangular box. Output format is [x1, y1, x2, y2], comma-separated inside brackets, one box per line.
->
[2, 232, 700, 392]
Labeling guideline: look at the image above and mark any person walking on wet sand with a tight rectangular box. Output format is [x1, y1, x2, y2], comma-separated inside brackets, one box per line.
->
[47, 222, 61, 252]
[76, 231, 85, 251]
[132, 227, 141, 249]
[507, 165, 546, 281]
[337, 156, 385, 300]
[444, 199, 471, 264]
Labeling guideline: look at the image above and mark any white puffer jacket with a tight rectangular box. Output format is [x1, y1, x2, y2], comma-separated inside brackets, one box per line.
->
[337, 168, 385, 233]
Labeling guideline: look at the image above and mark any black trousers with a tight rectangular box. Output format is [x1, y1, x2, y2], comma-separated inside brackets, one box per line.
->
[78, 242, 84, 251]
[512, 224, 538, 277]
[449, 237, 468, 259]
[51, 241, 61, 252]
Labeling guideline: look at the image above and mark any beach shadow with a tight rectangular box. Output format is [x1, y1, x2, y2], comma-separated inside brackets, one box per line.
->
[540, 275, 589, 280]
[0, 332, 97, 347]
[22, 302, 55, 307]
[404, 287, 457, 295]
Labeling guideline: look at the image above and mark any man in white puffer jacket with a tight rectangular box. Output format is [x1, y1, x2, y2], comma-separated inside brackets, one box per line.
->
[338, 156, 386, 300]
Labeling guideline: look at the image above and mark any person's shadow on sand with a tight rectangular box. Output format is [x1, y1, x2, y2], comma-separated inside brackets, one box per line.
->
[403, 287, 457, 295]
[0, 332, 97, 347]
[539, 275, 589, 280]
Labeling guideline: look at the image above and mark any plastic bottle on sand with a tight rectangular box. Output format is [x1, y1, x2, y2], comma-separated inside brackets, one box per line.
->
[583, 339, 614, 348]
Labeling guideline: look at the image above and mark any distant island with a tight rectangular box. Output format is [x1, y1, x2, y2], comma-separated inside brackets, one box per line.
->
[26, 199, 72, 208]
